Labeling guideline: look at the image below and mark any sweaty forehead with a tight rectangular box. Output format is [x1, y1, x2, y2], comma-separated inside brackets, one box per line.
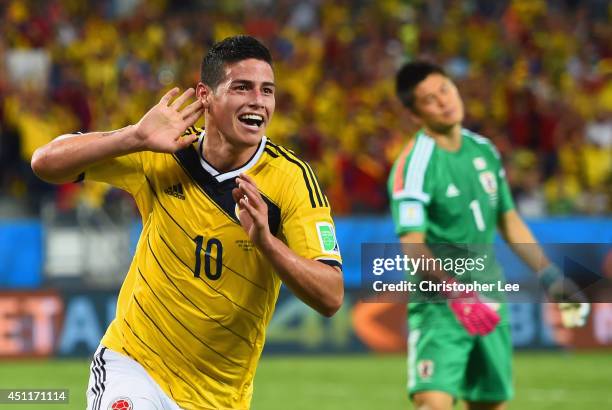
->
[222, 58, 274, 84]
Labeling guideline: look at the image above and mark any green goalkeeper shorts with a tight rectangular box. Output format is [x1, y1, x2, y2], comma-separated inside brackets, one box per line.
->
[407, 303, 514, 403]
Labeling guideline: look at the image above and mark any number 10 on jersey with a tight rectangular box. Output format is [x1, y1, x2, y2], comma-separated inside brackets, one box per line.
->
[194, 236, 223, 280]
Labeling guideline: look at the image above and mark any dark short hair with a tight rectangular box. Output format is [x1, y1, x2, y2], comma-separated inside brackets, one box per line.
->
[396, 61, 447, 110]
[201, 35, 273, 89]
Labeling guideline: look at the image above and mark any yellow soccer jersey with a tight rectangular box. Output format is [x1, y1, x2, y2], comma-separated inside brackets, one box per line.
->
[83, 127, 342, 410]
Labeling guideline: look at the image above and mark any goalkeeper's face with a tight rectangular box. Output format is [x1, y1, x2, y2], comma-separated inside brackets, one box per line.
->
[200, 58, 275, 148]
[412, 73, 464, 133]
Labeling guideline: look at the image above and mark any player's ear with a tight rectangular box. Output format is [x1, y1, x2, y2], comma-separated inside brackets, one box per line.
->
[196, 82, 211, 110]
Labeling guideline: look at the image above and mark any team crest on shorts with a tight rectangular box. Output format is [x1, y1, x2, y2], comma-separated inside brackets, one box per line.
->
[108, 397, 133, 410]
[417, 359, 435, 380]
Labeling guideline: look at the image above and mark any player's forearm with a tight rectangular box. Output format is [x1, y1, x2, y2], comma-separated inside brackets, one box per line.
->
[258, 235, 343, 317]
[498, 210, 550, 272]
[31, 126, 143, 184]
[400, 232, 450, 281]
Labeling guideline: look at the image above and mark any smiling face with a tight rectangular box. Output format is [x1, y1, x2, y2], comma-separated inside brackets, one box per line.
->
[411, 73, 464, 134]
[198, 58, 275, 148]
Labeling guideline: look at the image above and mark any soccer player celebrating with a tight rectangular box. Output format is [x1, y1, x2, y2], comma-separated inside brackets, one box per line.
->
[32, 36, 343, 410]
[388, 61, 589, 410]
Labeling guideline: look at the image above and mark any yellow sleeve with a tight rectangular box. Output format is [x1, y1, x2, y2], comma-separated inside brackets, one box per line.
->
[280, 168, 342, 269]
[83, 151, 147, 196]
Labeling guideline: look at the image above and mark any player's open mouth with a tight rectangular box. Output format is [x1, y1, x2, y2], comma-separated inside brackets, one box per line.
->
[238, 114, 264, 128]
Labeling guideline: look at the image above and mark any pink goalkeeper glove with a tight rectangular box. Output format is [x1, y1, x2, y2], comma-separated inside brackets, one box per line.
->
[444, 280, 500, 336]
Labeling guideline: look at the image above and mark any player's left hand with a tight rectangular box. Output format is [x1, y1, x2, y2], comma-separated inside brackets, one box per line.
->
[232, 173, 271, 248]
[557, 302, 590, 328]
[539, 264, 591, 328]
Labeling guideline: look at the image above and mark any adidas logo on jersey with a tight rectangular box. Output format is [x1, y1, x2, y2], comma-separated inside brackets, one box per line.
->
[446, 183, 460, 198]
[164, 183, 185, 200]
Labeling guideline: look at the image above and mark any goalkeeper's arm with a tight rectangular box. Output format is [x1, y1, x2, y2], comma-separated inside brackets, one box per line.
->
[497, 209, 590, 327]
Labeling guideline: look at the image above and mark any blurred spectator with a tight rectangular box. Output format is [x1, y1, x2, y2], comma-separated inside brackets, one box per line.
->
[516, 166, 546, 218]
[586, 110, 612, 148]
[544, 168, 581, 215]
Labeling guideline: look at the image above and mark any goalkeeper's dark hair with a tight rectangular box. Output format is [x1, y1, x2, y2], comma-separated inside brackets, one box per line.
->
[201, 35, 272, 89]
[396, 61, 447, 111]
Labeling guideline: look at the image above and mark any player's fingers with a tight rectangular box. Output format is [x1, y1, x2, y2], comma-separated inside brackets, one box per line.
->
[477, 321, 493, 335]
[182, 99, 204, 119]
[231, 187, 243, 204]
[160, 87, 180, 106]
[183, 107, 204, 126]
[238, 189, 260, 214]
[241, 198, 267, 228]
[174, 136, 197, 151]
[235, 176, 267, 216]
[465, 322, 477, 335]
[237, 175, 261, 196]
[170, 88, 195, 110]
[238, 182, 264, 210]
[238, 173, 258, 187]
[237, 180, 257, 197]
[235, 174, 251, 186]
[232, 180, 247, 200]
[240, 196, 258, 218]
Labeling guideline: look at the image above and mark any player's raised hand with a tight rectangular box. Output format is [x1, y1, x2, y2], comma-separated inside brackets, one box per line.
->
[133, 87, 203, 153]
[232, 174, 271, 248]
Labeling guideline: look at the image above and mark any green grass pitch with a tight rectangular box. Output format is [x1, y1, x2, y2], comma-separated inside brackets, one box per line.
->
[0, 352, 610, 409]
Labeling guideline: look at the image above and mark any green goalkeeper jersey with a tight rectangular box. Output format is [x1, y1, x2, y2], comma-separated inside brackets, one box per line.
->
[388, 128, 515, 285]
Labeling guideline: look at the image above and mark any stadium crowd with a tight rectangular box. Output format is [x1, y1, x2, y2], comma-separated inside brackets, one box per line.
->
[0, 0, 610, 216]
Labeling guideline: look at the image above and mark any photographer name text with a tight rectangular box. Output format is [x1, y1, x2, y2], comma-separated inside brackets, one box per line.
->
[372, 280, 520, 293]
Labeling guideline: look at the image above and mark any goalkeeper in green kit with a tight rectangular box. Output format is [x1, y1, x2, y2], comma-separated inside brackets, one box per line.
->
[387, 61, 590, 410]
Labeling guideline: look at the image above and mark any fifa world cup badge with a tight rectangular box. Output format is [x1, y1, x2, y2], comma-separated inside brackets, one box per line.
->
[316, 222, 340, 254]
